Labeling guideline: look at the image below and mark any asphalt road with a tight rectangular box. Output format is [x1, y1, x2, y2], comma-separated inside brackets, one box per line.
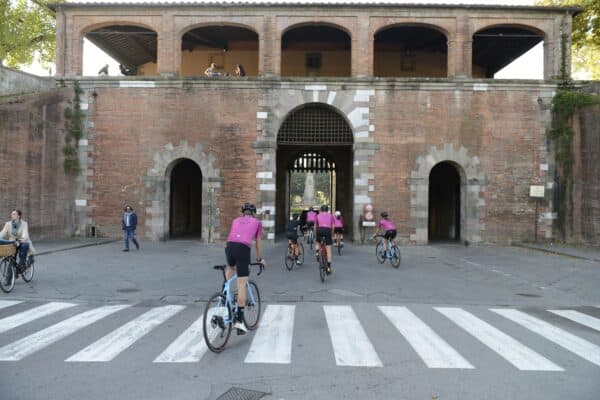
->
[0, 240, 598, 400]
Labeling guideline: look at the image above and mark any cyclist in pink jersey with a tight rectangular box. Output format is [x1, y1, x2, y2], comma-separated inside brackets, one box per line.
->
[333, 210, 344, 248]
[373, 211, 397, 254]
[305, 207, 317, 232]
[225, 202, 264, 334]
[315, 204, 335, 274]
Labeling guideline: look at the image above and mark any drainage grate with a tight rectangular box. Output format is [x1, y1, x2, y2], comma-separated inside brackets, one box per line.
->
[515, 293, 542, 298]
[116, 288, 140, 293]
[215, 387, 268, 400]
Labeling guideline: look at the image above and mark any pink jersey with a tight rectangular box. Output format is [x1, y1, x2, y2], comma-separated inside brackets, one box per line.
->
[379, 219, 396, 231]
[316, 212, 334, 229]
[306, 211, 317, 223]
[227, 215, 262, 247]
[334, 216, 344, 228]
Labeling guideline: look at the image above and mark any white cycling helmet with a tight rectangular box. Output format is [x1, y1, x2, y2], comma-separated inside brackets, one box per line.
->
[334, 210, 341, 217]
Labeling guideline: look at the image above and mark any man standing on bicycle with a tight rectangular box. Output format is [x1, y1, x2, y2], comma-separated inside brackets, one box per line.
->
[225, 203, 264, 334]
[286, 214, 301, 264]
[315, 205, 334, 274]
[373, 212, 397, 254]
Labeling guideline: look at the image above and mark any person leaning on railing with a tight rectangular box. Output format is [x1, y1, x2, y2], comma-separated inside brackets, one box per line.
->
[0, 210, 35, 267]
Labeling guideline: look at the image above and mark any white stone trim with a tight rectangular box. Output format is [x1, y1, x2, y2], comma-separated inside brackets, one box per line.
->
[119, 81, 155, 88]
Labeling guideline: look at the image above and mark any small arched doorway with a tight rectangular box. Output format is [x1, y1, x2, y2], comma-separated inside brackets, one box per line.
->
[169, 159, 202, 238]
[428, 162, 461, 241]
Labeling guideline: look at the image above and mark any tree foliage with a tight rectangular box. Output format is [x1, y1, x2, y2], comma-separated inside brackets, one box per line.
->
[0, 0, 63, 68]
[536, 0, 600, 79]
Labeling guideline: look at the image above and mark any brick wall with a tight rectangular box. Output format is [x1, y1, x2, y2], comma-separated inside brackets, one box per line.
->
[0, 89, 77, 240]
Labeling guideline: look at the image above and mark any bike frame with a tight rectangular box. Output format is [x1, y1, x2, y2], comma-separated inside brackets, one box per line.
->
[219, 270, 259, 326]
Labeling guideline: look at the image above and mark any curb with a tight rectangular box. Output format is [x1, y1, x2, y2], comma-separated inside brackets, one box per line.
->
[35, 239, 120, 256]
[515, 244, 600, 263]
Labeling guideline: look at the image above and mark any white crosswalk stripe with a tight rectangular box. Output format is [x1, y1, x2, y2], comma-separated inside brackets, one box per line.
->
[379, 306, 473, 369]
[324, 305, 382, 367]
[492, 308, 600, 367]
[0, 300, 22, 310]
[0, 302, 77, 334]
[436, 307, 563, 371]
[154, 314, 207, 363]
[245, 305, 295, 364]
[0, 305, 129, 361]
[548, 310, 600, 332]
[67, 305, 185, 362]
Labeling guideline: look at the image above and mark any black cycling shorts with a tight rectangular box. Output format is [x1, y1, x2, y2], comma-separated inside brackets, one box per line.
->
[316, 227, 333, 246]
[384, 229, 397, 240]
[225, 241, 250, 277]
[334, 227, 344, 234]
[306, 221, 315, 230]
[286, 231, 298, 244]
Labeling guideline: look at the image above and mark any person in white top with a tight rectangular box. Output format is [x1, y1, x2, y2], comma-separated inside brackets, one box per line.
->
[0, 210, 35, 267]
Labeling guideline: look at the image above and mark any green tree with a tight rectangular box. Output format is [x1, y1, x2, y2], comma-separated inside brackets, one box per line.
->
[0, 0, 62, 68]
[537, 0, 600, 79]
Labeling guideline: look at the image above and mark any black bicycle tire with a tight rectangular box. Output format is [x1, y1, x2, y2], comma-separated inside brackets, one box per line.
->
[391, 245, 401, 268]
[337, 242, 342, 256]
[22, 257, 35, 282]
[244, 280, 261, 330]
[284, 245, 294, 271]
[375, 242, 385, 264]
[0, 258, 15, 293]
[203, 293, 232, 353]
[319, 247, 327, 283]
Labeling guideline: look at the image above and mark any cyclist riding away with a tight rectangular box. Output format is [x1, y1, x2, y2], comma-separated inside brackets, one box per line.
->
[225, 203, 264, 334]
[333, 210, 344, 247]
[286, 214, 302, 264]
[315, 205, 335, 274]
[305, 207, 317, 236]
[373, 212, 397, 254]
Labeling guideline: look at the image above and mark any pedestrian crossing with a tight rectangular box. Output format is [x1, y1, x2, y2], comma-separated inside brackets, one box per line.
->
[0, 300, 598, 371]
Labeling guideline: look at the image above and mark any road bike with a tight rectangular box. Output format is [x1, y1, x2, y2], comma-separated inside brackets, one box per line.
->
[316, 235, 329, 283]
[0, 244, 35, 293]
[203, 262, 263, 353]
[304, 225, 314, 249]
[285, 240, 304, 271]
[374, 235, 401, 268]
[334, 236, 343, 256]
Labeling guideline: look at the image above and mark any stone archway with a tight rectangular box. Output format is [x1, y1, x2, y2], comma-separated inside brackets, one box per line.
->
[410, 144, 486, 244]
[143, 141, 222, 241]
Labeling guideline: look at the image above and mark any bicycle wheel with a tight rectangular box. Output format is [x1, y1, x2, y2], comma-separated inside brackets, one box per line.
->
[375, 241, 386, 264]
[319, 250, 327, 283]
[337, 241, 342, 256]
[203, 293, 232, 353]
[284, 246, 294, 271]
[309, 231, 313, 250]
[296, 242, 304, 265]
[0, 258, 15, 293]
[390, 245, 401, 268]
[22, 256, 35, 282]
[244, 281, 261, 330]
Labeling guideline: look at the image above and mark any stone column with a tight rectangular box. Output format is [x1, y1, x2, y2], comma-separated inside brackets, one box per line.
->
[157, 13, 178, 77]
[353, 143, 378, 241]
[263, 16, 279, 77]
[448, 14, 471, 78]
[55, 9, 66, 76]
[352, 15, 371, 77]
[255, 140, 277, 241]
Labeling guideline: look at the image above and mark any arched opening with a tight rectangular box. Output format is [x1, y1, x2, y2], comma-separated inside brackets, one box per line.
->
[83, 25, 158, 76]
[374, 25, 448, 77]
[428, 162, 461, 242]
[169, 159, 202, 238]
[472, 26, 544, 79]
[281, 24, 351, 77]
[180, 25, 258, 77]
[276, 104, 354, 237]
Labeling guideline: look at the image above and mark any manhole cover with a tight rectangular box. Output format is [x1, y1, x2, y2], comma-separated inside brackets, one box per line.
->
[515, 293, 541, 298]
[216, 387, 268, 400]
[116, 288, 140, 293]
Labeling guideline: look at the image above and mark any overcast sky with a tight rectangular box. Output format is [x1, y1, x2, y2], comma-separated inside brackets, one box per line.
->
[24, 0, 545, 78]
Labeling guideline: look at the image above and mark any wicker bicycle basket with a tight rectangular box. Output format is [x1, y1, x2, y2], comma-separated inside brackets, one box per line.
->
[0, 244, 16, 257]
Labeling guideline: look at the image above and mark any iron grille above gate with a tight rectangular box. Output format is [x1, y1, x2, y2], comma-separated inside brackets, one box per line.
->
[289, 152, 335, 172]
[277, 104, 353, 146]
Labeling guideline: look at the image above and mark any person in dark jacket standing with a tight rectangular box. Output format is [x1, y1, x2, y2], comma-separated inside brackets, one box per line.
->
[122, 205, 139, 252]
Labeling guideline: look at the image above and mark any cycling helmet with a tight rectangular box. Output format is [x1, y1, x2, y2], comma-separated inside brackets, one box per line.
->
[241, 203, 256, 213]
[320, 205, 329, 212]
[334, 211, 341, 217]
[380, 211, 388, 218]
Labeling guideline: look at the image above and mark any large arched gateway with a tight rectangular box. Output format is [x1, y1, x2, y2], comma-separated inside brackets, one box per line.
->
[275, 104, 354, 238]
